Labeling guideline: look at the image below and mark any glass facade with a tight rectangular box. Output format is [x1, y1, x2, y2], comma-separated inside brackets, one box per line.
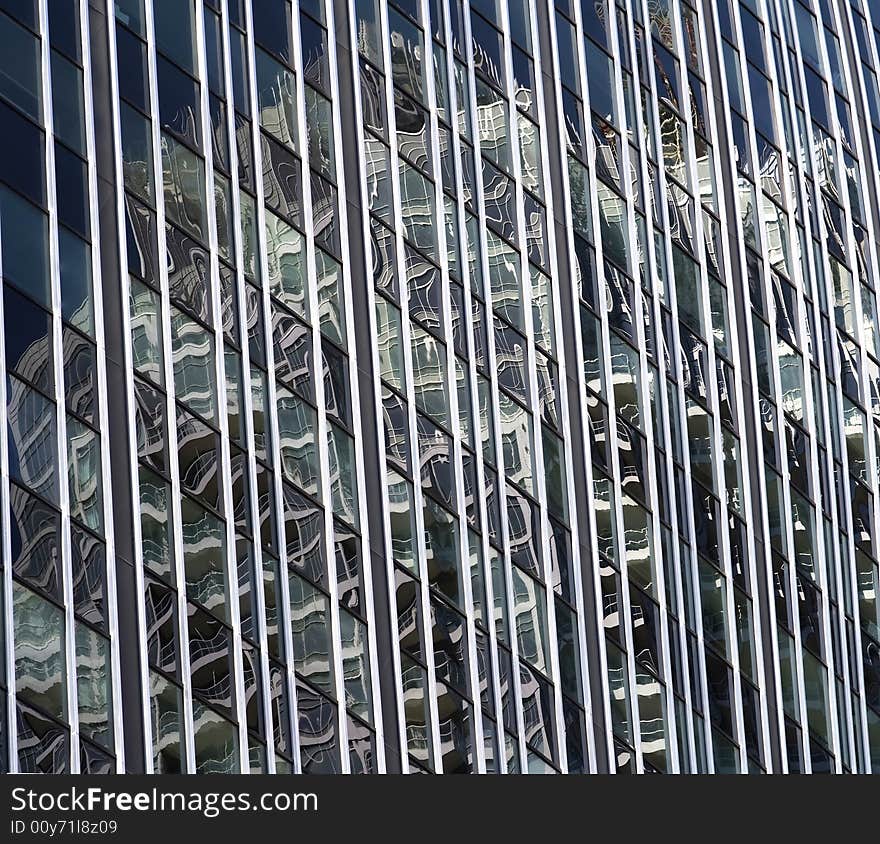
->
[0, 0, 878, 774]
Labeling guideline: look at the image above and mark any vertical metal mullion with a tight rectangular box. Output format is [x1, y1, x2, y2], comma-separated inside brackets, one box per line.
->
[587, 0, 652, 775]
[496, 0, 568, 772]
[288, 2, 350, 773]
[460, 0, 527, 773]
[79, 0, 126, 771]
[103, 0, 158, 773]
[194, 0, 248, 773]
[439, 60, 505, 774]
[650, 0, 750, 772]
[216, 0, 281, 775]
[547, 0, 615, 772]
[832, 0, 880, 772]
[817, 0, 866, 774]
[528, 0, 599, 775]
[374, 0, 444, 772]
[665, 0, 751, 773]
[822, 4, 880, 772]
[701, 0, 787, 771]
[770, 0, 846, 772]
[695, 0, 778, 770]
[417, 0, 485, 774]
[617, 0, 684, 775]
[437, 29, 510, 774]
[662, 2, 722, 773]
[630, 0, 704, 775]
[0, 102, 16, 777]
[325, 0, 387, 770]
[38, 0, 81, 773]
[239, 0, 303, 772]
[840, 0, 880, 625]
[142, 0, 197, 773]
[342, 0, 408, 771]
[727, 0, 810, 772]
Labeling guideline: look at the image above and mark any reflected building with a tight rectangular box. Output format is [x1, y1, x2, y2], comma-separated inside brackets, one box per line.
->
[0, 0, 879, 775]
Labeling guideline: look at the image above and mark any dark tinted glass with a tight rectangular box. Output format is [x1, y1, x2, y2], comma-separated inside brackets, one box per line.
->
[3, 285, 52, 393]
[253, 0, 291, 65]
[55, 144, 90, 239]
[116, 23, 149, 112]
[48, 0, 80, 62]
[158, 55, 202, 149]
[0, 99, 45, 205]
[9, 483, 61, 599]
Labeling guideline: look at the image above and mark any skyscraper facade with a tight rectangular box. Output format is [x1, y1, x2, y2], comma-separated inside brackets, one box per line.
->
[0, 0, 878, 776]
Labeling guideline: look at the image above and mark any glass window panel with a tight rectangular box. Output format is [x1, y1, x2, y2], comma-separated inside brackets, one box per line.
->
[187, 604, 234, 716]
[348, 715, 376, 773]
[398, 159, 436, 260]
[252, 0, 291, 61]
[9, 482, 61, 600]
[59, 228, 94, 338]
[400, 654, 432, 768]
[181, 496, 226, 618]
[115, 22, 149, 112]
[161, 133, 206, 242]
[120, 103, 154, 205]
[339, 609, 371, 722]
[475, 76, 510, 172]
[283, 482, 326, 585]
[157, 54, 202, 149]
[148, 671, 183, 772]
[129, 277, 163, 385]
[305, 84, 335, 179]
[423, 495, 460, 604]
[262, 209, 306, 319]
[144, 573, 178, 676]
[153, 0, 195, 73]
[14, 581, 66, 720]
[0, 98, 45, 207]
[519, 661, 555, 761]
[64, 329, 99, 423]
[138, 465, 174, 582]
[322, 342, 350, 426]
[289, 571, 332, 693]
[327, 421, 358, 528]
[176, 406, 220, 511]
[0, 187, 51, 307]
[388, 8, 425, 105]
[261, 132, 303, 227]
[7, 375, 58, 505]
[66, 417, 103, 532]
[498, 392, 533, 495]
[16, 701, 69, 773]
[75, 623, 112, 749]
[3, 285, 53, 394]
[410, 323, 448, 427]
[192, 701, 238, 773]
[375, 297, 405, 391]
[622, 493, 654, 594]
[170, 307, 216, 422]
[512, 567, 550, 675]
[387, 469, 417, 574]
[272, 307, 312, 400]
[277, 386, 319, 496]
[296, 678, 341, 773]
[300, 12, 330, 93]
[256, 47, 297, 149]
[0, 11, 41, 118]
[316, 248, 345, 345]
[486, 230, 522, 328]
[395, 86, 431, 174]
